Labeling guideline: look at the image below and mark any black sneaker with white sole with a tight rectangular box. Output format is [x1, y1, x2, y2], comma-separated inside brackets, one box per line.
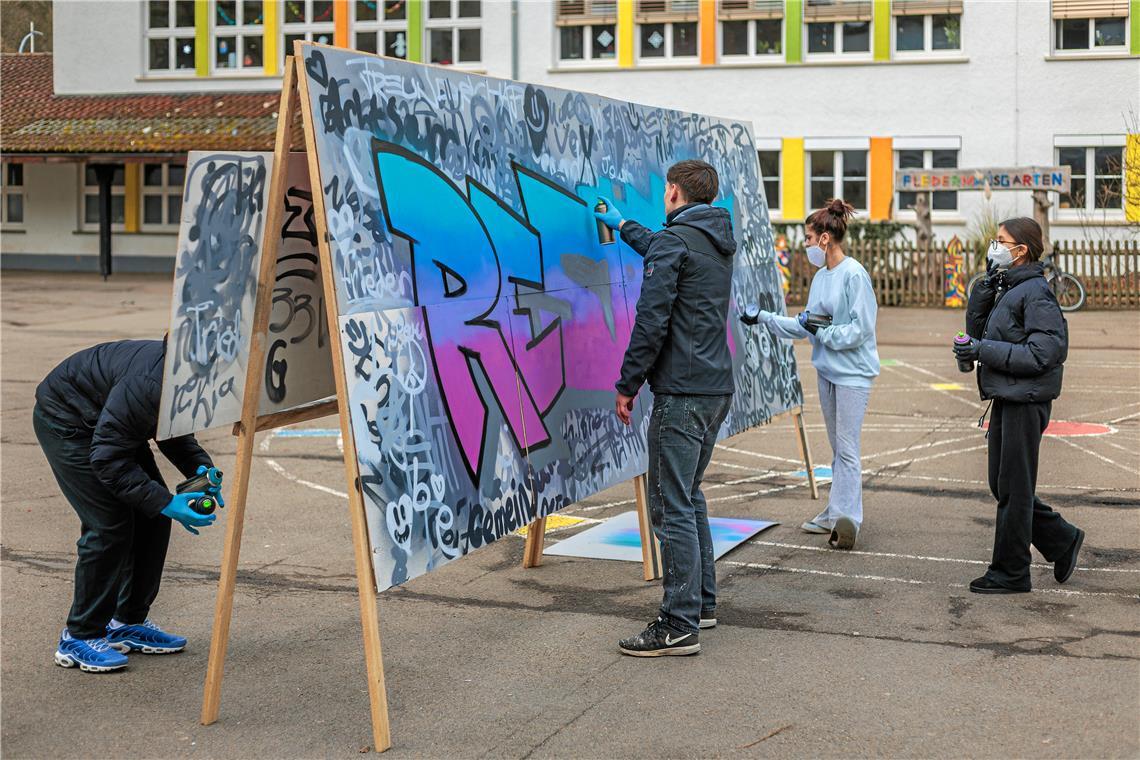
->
[699, 609, 716, 629]
[618, 619, 700, 657]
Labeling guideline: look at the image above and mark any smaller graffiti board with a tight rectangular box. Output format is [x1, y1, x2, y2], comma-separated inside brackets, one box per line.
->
[158, 151, 335, 440]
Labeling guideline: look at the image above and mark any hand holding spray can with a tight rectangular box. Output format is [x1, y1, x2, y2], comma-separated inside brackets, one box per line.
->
[954, 331, 974, 373]
[595, 200, 615, 245]
[176, 467, 223, 515]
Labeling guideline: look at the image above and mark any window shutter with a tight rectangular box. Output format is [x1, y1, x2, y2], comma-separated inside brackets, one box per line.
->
[635, 0, 700, 22]
[719, 0, 784, 20]
[1051, 0, 1129, 17]
[891, 0, 964, 15]
[804, 0, 873, 22]
[557, 0, 619, 26]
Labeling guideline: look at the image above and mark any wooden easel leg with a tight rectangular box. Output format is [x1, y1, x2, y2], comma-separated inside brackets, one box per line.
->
[201, 57, 301, 728]
[791, 408, 819, 500]
[521, 517, 547, 568]
[633, 474, 662, 582]
[294, 45, 390, 753]
[200, 425, 256, 725]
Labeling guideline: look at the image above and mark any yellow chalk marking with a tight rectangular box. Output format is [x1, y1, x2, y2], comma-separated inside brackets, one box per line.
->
[515, 514, 588, 538]
[931, 383, 966, 391]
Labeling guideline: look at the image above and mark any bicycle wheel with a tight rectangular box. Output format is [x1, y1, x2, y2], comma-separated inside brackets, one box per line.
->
[1053, 273, 1086, 312]
[965, 272, 986, 300]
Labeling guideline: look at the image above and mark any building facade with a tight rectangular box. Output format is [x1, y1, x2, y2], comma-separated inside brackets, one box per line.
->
[2, 0, 1138, 271]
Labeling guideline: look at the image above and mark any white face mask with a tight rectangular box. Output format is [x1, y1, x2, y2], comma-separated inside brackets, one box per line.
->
[806, 236, 828, 268]
[987, 240, 1022, 271]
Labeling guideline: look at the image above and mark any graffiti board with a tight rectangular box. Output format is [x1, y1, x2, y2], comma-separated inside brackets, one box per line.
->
[296, 43, 803, 591]
[158, 151, 335, 440]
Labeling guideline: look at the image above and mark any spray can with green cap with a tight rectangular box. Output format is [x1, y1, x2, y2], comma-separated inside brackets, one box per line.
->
[954, 331, 974, 373]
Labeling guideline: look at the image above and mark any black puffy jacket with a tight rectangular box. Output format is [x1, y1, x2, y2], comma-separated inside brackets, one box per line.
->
[617, 203, 736, 397]
[965, 262, 1067, 403]
[35, 339, 213, 516]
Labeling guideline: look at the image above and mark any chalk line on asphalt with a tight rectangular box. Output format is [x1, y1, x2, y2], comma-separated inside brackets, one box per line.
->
[723, 560, 1140, 600]
[748, 539, 1140, 574]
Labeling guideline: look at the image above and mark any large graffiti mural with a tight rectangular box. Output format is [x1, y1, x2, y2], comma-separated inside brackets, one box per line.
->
[298, 43, 803, 590]
[159, 151, 335, 440]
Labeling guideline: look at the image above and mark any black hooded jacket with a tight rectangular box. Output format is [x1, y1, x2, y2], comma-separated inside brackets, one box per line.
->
[965, 262, 1068, 403]
[617, 203, 737, 397]
[35, 339, 213, 516]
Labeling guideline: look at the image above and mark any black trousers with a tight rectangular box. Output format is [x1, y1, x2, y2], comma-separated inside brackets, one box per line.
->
[986, 399, 1080, 589]
[33, 404, 171, 639]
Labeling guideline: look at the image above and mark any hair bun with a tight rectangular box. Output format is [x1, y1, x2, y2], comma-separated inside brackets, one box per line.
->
[827, 198, 855, 220]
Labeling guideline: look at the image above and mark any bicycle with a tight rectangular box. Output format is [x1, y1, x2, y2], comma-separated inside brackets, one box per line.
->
[965, 253, 1086, 312]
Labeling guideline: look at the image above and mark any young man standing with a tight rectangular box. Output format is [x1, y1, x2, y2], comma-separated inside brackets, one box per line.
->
[33, 337, 221, 672]
[595, 160, 736, 657]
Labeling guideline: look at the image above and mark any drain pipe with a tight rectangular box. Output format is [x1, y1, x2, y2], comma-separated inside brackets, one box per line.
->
[511, 0, 519, 81]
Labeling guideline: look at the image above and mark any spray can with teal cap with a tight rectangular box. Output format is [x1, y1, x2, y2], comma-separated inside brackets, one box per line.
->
[954, 331, 974, 373]
[176, 467, 223, 515]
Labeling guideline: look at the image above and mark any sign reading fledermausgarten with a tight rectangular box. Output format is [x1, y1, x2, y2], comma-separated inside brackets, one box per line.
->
[896, 167, 1071, 193]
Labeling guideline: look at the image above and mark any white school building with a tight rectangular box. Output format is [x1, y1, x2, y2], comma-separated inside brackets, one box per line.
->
[2, 0, 1137, 272]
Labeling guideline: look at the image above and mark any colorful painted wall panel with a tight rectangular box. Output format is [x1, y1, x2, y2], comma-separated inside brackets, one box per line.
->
[297, 43, 803, 590]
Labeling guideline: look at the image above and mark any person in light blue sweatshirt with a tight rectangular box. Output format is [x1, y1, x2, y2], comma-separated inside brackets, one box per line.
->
[753, 198, 879, 549]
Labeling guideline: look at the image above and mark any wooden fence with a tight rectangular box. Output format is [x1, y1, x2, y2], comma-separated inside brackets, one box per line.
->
[783, 239, 1140, 310]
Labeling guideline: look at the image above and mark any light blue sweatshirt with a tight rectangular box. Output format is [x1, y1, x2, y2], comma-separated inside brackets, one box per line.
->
[766, 256, 880, 389]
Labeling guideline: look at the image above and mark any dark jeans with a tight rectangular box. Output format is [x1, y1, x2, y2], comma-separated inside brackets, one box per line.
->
[985, 399, 1080, 589]
[647, 393, 732, 635]
[33, 404, 171, 639]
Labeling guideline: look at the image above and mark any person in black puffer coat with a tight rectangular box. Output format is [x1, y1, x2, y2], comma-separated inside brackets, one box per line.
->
[954, 218, 1084, 594]
[34, 337, 220, 672]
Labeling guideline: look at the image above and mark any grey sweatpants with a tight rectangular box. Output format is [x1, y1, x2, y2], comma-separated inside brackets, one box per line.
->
[810, 376, 870, 530]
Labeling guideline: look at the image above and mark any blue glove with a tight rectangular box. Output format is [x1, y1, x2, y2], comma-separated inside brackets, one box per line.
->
[593, 195, 624, 230]
[161, 492, 217, 535]
[798, 311, 820, 335]
[953, 336, 981, 362]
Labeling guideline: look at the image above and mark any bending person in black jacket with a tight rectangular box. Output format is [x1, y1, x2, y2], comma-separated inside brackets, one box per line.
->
[595, 160, 736, 656]
[954, 218, 1083, 594]
[34, 338, 220, 672]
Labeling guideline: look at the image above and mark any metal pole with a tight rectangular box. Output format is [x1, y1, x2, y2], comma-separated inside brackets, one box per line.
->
[510, 0, 519, 81]
[93, 165, 115, 280]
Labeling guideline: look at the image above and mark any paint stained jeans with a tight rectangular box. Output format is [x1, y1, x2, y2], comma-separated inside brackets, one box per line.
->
[811, 377, 870, 530]
[647, 393, 732, 635]
[33, 404, 171, 639]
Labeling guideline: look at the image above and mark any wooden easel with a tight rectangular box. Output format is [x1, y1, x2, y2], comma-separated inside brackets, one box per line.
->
[199, 56, 392, 753]
[522, 406, 817, 582]
[199, 48, 820, 748]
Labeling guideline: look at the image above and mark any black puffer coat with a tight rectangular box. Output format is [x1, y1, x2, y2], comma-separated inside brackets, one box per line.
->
[617, 203, 737, 397]
[35, 339, 213, 516]
[965, 262, 1067, 403]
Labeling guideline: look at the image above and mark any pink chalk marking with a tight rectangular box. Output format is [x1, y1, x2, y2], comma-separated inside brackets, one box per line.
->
[982, 420, 1115, 437]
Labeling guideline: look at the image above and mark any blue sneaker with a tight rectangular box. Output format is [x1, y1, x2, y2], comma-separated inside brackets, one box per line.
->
[105, 619, 187, 654]
[55, 629, 129, 673]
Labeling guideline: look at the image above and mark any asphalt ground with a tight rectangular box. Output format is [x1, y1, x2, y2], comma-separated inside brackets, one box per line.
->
[2, 271, 1138, 759]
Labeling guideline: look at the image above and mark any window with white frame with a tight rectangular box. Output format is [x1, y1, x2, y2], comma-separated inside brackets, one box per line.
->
[1052, 0, 1129, 52]
[213, 1, 265, 71]
[892, 0, 961, 54]
[636, 0, 699, 61]
[1056, 143, 1125, 214]
[895, 148, 959, 214]
[720, 0, 783, 58]
[283, 0, 335, 63]
[557, 0, 619, 62]
[757, 148, 781, 215]
[146, 0, 198, 73]
[1, 163, 25, 228]
[142, 163, 187, 230]
[805, 0, 872, 56]
[81, 164, 127, 231]
[353, 1, 410, 58]
[809, 150, 867, 211]
[426, 0, 481, 66]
